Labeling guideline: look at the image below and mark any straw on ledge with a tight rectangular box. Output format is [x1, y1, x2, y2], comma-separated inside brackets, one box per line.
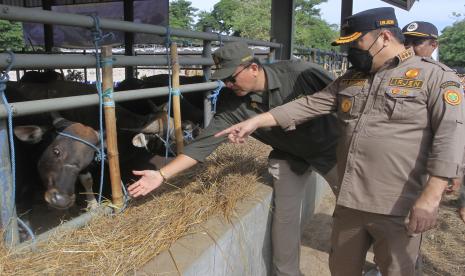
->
[0, 139, 272, 275]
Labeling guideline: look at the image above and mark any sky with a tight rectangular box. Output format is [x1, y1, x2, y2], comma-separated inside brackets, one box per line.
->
[187, 0, 465, 35]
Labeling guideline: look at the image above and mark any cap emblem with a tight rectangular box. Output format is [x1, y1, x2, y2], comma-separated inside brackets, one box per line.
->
[341, 98, 352, 113]
[379, 19, 395, 26]
[241, 55, 253, 63]
[406, 22, 418, 32]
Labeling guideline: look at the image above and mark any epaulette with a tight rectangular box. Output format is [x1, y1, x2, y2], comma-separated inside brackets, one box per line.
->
[421, 57, 454, 72]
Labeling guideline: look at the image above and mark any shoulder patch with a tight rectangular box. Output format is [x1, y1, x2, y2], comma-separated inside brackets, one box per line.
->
[444, 90, 462, 105]
[440, 81, 462, 89]
[341, 79, 367, 87]
[421, 57, 454, 72]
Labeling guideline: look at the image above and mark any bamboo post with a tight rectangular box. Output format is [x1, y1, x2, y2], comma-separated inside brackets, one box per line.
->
[101, 46, 123, 209]
[170, 42, 184, 154]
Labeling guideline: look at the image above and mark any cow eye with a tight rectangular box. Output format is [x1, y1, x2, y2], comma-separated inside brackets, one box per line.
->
[53, 148, 61, 156]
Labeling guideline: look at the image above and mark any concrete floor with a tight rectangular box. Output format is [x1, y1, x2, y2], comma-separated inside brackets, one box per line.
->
[300, 191, 377, 276]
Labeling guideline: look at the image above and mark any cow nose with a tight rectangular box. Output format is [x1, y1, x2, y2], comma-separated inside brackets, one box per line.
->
[44, 189, 75, 209]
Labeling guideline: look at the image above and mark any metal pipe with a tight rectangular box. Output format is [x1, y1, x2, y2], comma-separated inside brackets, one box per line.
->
[0, 82, 219, 118]
[123, 0, 135, 79]
[0, 118, 19, 246]
[202, 27, 213, 127]
[15, 206, 113, 253]
[0, 4, 281, 49]
[0, 54, 213, 69]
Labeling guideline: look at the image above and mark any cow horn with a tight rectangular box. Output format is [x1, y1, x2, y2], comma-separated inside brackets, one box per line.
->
[51, 111, 66, 127]
[132, 133, 149, 149]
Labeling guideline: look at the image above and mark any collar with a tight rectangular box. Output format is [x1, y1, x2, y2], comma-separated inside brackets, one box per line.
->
[247, 65, 280, 104]
[263, 65, 281, 91]
[377, 47, 415, 72]
[395, 47, 415, 64]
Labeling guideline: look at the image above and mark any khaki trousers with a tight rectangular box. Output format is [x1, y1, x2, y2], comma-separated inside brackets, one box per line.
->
[268, 158, 338, 276]
[329, 205, 422, 276]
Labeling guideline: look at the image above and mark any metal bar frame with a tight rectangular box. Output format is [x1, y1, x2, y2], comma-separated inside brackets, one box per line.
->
[0, 4, 281, 48]
[0, 3, 281, 247]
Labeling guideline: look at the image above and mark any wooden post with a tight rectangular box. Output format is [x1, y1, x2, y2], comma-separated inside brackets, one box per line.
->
[170, 43, 184, 154]
[101, 46, 123, 209]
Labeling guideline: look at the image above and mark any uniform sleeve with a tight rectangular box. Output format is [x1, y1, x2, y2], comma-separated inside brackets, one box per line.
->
[183, 89, 244, 162]
[427, 70, 465, 178]
[269, 79, 339, 131]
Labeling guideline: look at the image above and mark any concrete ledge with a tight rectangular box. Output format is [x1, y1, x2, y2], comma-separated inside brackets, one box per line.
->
[137, 172, 328, 276]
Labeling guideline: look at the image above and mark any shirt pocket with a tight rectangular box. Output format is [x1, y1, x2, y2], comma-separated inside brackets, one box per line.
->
[337, 88, 364, 121]
[384, 89, 423, 120]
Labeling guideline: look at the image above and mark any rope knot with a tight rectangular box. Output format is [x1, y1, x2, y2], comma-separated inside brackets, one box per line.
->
[207, 80, 225, 113]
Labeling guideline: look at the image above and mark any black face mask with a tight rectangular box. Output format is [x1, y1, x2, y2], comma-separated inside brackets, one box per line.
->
[348, 34, 385, 73]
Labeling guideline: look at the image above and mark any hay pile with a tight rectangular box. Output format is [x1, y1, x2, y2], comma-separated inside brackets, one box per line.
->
[0, 140, 272, 275]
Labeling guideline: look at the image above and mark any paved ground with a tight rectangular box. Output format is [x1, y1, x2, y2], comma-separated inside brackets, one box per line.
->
[300, 190, 377, 276]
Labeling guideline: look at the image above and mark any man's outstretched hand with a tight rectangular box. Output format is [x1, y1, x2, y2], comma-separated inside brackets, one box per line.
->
[215, 112, 278, 143]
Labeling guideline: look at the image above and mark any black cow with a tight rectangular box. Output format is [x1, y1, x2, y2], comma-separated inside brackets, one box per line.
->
[115, 75, 206, 125]
[9, 79, 172, 210]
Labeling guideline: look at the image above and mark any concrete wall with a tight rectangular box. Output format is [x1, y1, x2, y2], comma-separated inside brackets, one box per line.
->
[137, 172, 329, 276]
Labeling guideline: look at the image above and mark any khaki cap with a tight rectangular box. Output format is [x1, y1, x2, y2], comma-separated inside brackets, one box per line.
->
[211, 42, 254, 80]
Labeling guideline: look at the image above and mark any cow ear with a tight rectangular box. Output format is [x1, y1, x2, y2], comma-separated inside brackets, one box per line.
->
[14, 125, 47, 144]
[132, 133, 148, 149]
[147, 100, 162, 113]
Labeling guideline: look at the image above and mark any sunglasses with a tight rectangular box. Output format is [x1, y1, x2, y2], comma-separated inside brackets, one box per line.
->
[223, 64, 251, 84]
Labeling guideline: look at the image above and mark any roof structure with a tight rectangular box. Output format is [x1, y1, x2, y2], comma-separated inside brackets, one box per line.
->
[0, 0, 144, 8]
[1, 0, 417, 10]
[381, 0, 417, 11]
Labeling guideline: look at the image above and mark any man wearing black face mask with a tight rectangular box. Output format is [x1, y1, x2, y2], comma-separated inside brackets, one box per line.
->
[216, 7, 465, 275]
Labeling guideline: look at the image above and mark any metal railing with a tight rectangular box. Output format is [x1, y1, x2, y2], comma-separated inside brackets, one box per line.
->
[0, 4, 282, 248]
[294, 45, 349, 77]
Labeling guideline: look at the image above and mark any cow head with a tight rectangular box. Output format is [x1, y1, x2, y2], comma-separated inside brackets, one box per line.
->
[132, 118, 200, 153]
[14, 118, 99, 209]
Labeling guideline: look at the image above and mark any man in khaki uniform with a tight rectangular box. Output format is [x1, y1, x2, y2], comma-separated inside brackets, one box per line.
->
[217, 7, 465, 275]
[128, 41, 340, 276]
[403, 21, 465, 223]
[402, 21, 439, 57]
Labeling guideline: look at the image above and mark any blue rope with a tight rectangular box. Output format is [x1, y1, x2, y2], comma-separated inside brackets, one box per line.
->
[207, 80, 225, 113]
[0, 50, 35, 241]
[56, 131, 103, 161]
[183, 130, 194, 143]
[164, 26, 175, 161]
[90, 15, 109, 205]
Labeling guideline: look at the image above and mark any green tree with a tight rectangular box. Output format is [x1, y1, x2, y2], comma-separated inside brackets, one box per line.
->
[231, 0, 271, 40]
[439, 19, 465, 67]
[169, 0, 198, 30]
[196, 0, 239, 34]
[195, 0, 338, 50]
[294, 0, 338, 50]
[0, 20, 24, 51]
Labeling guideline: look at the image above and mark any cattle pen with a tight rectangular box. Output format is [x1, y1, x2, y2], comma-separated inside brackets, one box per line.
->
[0, 1, 349, 274]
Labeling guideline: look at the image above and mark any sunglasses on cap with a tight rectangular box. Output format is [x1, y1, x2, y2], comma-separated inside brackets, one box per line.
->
[222, 64, 251, 84]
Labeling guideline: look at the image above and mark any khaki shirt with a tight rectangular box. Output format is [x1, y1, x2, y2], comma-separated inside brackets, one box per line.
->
[270, 48, 465, 216]
[184, 60, 339, 174]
